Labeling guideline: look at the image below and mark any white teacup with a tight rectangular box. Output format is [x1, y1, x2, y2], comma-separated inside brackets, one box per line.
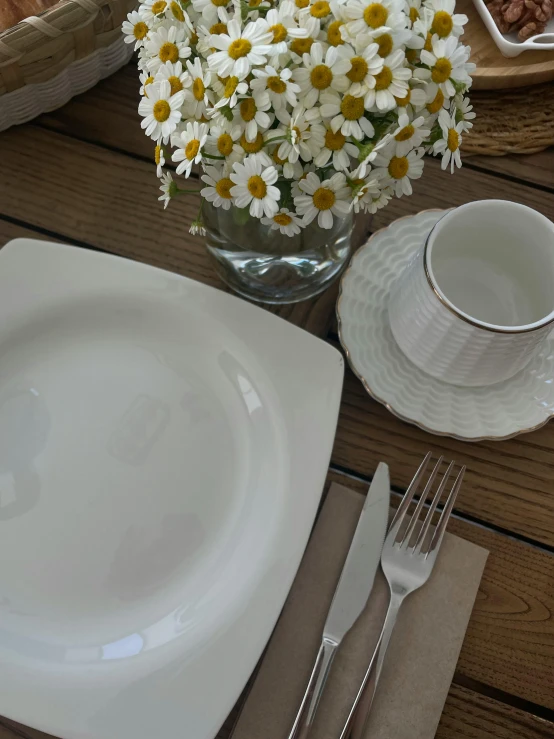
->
[388, 200, 554, 387]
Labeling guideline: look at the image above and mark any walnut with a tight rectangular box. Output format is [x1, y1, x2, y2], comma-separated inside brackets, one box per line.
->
[487, 0, 553, 39]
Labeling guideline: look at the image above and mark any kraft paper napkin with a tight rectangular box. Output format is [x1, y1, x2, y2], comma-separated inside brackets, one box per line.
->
[231, 482, 488, 739]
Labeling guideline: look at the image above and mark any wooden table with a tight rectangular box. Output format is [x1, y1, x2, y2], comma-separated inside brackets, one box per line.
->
[1, 61, 554, 739]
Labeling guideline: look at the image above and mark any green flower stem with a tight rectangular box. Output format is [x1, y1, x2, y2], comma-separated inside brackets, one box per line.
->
[176, 188, 202, 194]
[203, 152, 226, 160]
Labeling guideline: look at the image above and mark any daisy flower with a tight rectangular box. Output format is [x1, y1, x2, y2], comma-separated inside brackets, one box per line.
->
[172, 121, 209, 176]
[138, 79, 186, 142]
[363, 186, 393, 213]
[433, 109, 463, 172]
[206, 123, 242, 159]
[360, 26, 415, 60]
[319, 90, 375, 140]
[251, 65, 301, 109]
[201, 165, 236, 209]
[140, 0, 170, 23]
[391, 111, 430, 156]
[405, 0, 423, 25]
[314, 126, 359, 171]
[338, 41, 384, 98]
[122, 11, 150, 50]
[265, 1, 309, 55]
[426, 0, 468, 38]
[293, 43, 351, 109]
[372, 144, 424, 196]
[269, 107, 325, 164]
[158, 171, 177, 208]
[294, 171, 351, 229]
[236, 92, 272, 143]
[344, 0, 406, 38]
[261, 208, 303, 236]
[425, 82, 449, 114]
[325, 1, 350, 46]
[192, 0, 231, 25]
[190, 220, 207, 236]
[454, 93, 475, 131]
[183, 57, 212, 118]
[288, 15, 321, 58]
[145, 24, 192, 73]
[208, 19, 273, 79]
[154, 60, 191, 96]
[230, 155, 280, 218]
[363, 49, 411, 111]
[213, 71, 249, 109]
[350, 174, 383, 212]
[154, 143, 166, 177]
[140, 69, 156, 96]
[393, 82, 428, 111]
[354, 132, 393, 177]
[420, 36, 474, 97]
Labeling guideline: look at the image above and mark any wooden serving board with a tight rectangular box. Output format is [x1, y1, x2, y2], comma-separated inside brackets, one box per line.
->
[460, 0, 554, 89]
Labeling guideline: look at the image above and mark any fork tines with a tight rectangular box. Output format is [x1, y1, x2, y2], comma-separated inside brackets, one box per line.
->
[390, 452, 466, 558]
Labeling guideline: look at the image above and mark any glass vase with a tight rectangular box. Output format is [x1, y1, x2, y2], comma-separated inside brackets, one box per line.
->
[203, 201, 354, 305]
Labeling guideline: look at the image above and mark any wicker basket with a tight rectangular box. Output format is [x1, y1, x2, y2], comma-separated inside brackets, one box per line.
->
[0, 0, 136, 132]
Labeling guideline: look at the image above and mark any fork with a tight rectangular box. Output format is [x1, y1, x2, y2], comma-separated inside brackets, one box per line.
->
[339, 452, 466, 739]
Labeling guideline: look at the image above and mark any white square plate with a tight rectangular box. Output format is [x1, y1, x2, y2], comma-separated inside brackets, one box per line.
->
[0, 240, 344, 739]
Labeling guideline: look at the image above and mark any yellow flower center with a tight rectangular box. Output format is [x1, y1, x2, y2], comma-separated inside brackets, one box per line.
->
[406, 48, 419, 63]
[133, 21, 149, 39]
[296, 0, 309, 7]
[155, 144, 162, 164]
[313, 187, 336, 210]
[168, 75, 183, 95]
[447, 128, 459, 151]
[375, 33, 393, 57]
[270, 23, 288, 42]
[143, 75, 154, 95]
[215, 177, 234, 198]
[151, 0, 166, 13]
[211, 0, 227, 6]
[324, 128, 346, 150]
[272, 147, 287, 164]
[159, 41, 179, 63]
[249, 0, 262, 6]
[185, 139, 200, 159]
[240, 98, 257, 122]
[432, 57, 452, 83]
[210, 22, 227, 33]
[224, 76, 239, 97]
[274, 213, 292, 225]
[310, 64, 333, 90]
[217, 133, 234, 155]
[247, 175, 267, 199]
[409, 6, 419, 22]
[431, 10, 453, 37]
[267, 75, 287, 93]
[153, 99, 171, 121]
[395, 89, 411, 105]
[426, 88, 444, 113]
[228, 38, 252, 59]
[363, 3, 388, 28]
[190, 31, 199, 45]
[327, 20, 344, 45]
[395, 124, 414, 141]
[374, 66, 392, 90]
[424, 31, 433, 51]
[193, 77, 205, 101]
[388, 155, 409, 179]
[290, 37, 314, 55]
[171, 1, 185, 20]
[347, 56, 369, 83]
[310, 0, 331, 16]
[340, 94, 364, 120]
[241, 132, 264, 153]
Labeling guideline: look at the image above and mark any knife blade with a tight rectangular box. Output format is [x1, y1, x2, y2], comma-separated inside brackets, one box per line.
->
[287, 462, 390, 739]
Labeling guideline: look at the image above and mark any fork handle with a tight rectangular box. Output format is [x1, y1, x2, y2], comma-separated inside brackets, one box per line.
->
[287, 637, 338, 739]
[339, 589, 403, 739]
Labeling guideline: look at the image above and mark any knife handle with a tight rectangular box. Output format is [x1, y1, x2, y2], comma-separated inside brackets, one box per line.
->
[287, 636, 338, 739]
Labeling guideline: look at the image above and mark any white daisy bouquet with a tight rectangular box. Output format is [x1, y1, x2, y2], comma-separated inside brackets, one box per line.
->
[125, 0, 475, 237]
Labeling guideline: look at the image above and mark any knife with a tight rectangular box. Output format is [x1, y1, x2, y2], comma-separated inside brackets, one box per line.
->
[286, 463, 390, 739]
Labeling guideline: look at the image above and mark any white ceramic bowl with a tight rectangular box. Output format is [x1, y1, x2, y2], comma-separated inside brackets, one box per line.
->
[472, 0, 554, 57]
